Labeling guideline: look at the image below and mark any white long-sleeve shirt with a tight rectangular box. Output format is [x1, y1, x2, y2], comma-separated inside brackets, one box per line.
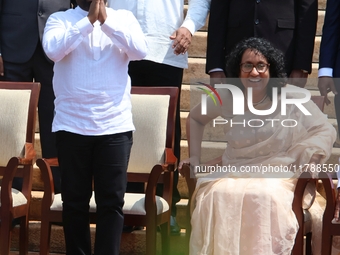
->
[42, 7, 147, 136]
[108, 0, 210, 69]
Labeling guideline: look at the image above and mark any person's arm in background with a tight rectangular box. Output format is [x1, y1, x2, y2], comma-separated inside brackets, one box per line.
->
[318, 0, 340, 105]
[206, 0, 229, 83]
[178, 94, 221, 171]
[289, 0, 318, 88]
[170, 0, 210, 55]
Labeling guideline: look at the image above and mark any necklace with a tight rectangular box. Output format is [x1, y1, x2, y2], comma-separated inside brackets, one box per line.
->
[252, 94, 268, 106]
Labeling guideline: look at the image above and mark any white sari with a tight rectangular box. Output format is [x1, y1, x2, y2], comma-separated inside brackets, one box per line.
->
[189, 86, 336, 255]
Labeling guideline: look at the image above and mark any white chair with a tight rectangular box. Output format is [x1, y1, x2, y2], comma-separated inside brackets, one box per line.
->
[37, 86, 179, 255]
[0, 81, 40, 255]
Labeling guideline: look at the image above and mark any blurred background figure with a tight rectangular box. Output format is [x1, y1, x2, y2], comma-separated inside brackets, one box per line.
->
[206, 0, 317, 88]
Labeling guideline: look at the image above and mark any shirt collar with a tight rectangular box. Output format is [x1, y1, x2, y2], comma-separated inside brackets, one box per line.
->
[75, 6, 89, 17]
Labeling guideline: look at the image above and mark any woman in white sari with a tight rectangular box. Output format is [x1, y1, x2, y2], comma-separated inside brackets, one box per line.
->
[179, 37, 336, 255]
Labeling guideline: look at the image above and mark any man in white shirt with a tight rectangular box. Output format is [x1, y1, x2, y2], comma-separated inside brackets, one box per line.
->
[108, 0, 210, 235]
[42, 0, 147, 254]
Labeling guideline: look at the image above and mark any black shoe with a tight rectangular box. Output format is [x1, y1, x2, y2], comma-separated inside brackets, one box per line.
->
[170, 216, 180, 236]
[133, 225, 143, 231]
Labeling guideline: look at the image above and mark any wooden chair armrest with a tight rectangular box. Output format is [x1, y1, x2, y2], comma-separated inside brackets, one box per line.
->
[164, 148, 177, 172]
[319, 171, 336, 222]
[1, 157, 20, 207]
[13, 143, 36, 166]
[293, 171, 314, 213]
[145, 164, 166, 213]
[292, 171, 315, 255]
[36, 158, 56, 208]
[44, 157, 59, 167]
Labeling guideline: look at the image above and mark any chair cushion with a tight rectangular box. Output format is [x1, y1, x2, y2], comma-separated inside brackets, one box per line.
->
[50, 192, 170, 215]
[123, 193, 170, 215]
[0, 89, 31, 166]
[128, 94, 170, 173]
[0, 187, 28, 207]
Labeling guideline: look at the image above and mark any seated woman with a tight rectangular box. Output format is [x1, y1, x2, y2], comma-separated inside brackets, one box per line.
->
[179, 37, 336, 255]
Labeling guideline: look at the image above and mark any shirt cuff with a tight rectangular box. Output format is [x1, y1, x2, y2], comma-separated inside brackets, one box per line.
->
[100, 15, 119, 34]
[76, 17, 94, 37]
[209, 68, 224, 73]
[181, 20, 196, 35]
[318, 67, 333, 77]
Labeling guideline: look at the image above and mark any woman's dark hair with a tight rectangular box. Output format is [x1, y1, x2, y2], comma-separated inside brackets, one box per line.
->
[225, 37, 287, 99]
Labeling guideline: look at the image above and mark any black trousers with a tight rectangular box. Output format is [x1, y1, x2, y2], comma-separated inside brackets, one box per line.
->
[56, 131, 132, 255]
[1, 43, 61, 193]
[127, 60, 182, 216]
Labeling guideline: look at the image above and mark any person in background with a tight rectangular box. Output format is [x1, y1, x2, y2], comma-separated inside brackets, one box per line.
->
[318, 0, 340, 148]
[0, 0, 77, 193]
[108, 0, 210, 234]
[42, 0, 147, 254]
[179, 37, 335, 254]
[206, 0, 318, 88]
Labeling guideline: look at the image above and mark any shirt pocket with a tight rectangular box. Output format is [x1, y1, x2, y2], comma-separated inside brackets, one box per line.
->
[277, 19, 295, 29]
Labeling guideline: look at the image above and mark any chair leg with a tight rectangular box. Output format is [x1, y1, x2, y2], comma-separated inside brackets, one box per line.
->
[19, 216, 29, 255]
[0, 215, 12, 255]
[321, 234, 333, 255]
[39, 220, 52, 255]
[305, 232, 312, 255]
[291, 227, 303, 255]
[185, 205, 191, 255]
[146, 223, 157, 255]
[160, 222, 170, 255]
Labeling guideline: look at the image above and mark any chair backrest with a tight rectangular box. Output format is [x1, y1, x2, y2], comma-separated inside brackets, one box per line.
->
[127, 86, 178, 175]
[0, 81, 40, 169]
[287, 95, 325, 254]
[0, 82, 40, 255]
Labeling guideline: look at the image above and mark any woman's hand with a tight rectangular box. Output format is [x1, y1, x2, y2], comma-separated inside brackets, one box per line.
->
[178, 158, 190, 178]
[178, 158, 190, 170]
[178, 157, 199, 178]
